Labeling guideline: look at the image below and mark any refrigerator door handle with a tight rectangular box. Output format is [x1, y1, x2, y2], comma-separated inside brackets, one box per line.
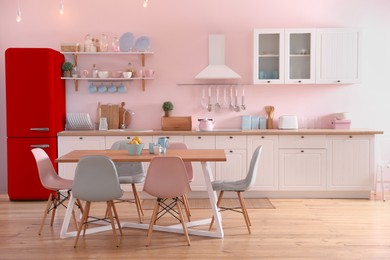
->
[30, 144, 50, 148]
[30, 128, 50, 131]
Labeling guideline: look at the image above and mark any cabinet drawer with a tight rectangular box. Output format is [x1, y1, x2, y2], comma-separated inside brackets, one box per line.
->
[279, 135, 326, 148]
[184, 136, 215, 148]
[216, 135, 246, 149]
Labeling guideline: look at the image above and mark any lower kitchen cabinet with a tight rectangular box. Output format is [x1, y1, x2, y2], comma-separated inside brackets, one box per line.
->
[279, 148, 326, 190]
[58, 136, 105, 180]
[327, 135, 372, 190]
[184, 135, 216, 191]
[247, 135, 278, 191]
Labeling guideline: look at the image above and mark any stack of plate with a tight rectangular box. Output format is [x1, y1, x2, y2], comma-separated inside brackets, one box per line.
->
[66, 113, 95, 130]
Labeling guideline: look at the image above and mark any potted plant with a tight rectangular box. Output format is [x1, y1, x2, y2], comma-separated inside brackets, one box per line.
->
[162, 101, 174, 117]
[61, 62, 74, 77]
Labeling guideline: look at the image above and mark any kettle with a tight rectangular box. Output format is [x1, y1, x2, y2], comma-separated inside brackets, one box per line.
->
[198, 118, 215, 131]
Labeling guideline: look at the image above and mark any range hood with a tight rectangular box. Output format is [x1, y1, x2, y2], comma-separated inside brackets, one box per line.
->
[195, 34, 241, 79]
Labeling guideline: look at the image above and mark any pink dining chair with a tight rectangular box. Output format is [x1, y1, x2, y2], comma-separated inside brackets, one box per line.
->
[31, 148, 81, 235]
[167, 142, 193, 221]
[143, 156, 191, 246]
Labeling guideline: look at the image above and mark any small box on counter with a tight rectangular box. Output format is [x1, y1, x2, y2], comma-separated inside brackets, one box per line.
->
[241, 115, 252, 130]
[259, 117, 267, 129]
[331, 119, 351, 129]
[251, 116, 260, 129]
[161, 116, 192, 131]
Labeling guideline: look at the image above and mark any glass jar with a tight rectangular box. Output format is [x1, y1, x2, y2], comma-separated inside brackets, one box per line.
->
[100, 34, 108, 52]
[112, 36, 120, 52]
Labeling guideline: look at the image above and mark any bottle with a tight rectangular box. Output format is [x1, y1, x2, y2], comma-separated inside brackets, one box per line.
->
[92, 64, 98, 78]
[84, 34, 92, 52]
[112, 36, 119, 52]
[100, 34, 108, 52]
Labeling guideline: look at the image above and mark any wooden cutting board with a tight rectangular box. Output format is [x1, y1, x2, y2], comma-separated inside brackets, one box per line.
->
[98, 103, 120, 129]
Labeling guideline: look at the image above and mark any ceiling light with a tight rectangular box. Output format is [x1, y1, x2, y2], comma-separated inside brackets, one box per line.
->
[16, 1, 22, 22]
[59, 0, 64, 15]
[143, 0, 148, 8]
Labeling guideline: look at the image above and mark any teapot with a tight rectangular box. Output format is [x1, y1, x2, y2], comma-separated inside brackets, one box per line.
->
[198, 118, 215, 131]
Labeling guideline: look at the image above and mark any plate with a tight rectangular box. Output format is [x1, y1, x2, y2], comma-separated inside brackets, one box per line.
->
[119, 32, 135, 52]
[134, 36, 151, 52]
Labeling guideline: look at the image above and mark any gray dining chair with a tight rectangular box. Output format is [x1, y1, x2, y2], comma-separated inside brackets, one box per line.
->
[110, 140, 146, 223]
[72, 155, 124, 248]
[209, 145, 263, 234]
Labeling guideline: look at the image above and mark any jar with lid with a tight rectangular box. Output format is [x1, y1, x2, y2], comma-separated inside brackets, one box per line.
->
[112, 36, 120, 52]
[92, 64, 98, 78]
[84, 34, 92, 52]
[100, 34, 108, 52]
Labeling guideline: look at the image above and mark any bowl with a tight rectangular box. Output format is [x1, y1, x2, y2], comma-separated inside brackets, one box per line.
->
[122, 71, 133, 78]
[111, 70, 122, 78]
[334, 112, 351, 120]
[125, 143, 144, 155]
[98, 71, 109, 78]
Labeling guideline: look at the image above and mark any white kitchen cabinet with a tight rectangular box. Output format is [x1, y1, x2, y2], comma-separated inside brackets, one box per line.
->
[58, 136, 105, 180]
[253, 29, 285, 84]
[327, 135, 372, 190]
[247, 135, 279, 191]
[215, 136, 247, 182]
[279, 149, 326, 190]
[316, 28, 361, 84]
[184, 135, 216, 191]
[279, 135, 327, 190]
[285, 29, 316, 84]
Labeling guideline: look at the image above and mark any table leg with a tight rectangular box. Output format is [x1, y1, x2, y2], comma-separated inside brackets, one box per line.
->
[60, 193, 76, 238]
[201, 161, 224, 238]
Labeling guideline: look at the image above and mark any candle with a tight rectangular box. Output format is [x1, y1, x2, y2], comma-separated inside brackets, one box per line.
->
[235, 87, 238, 97]
[208, 87, 211, 97]
[242, 87, 245, 97]
[217, 87, 219, 96]
[202, 87, 205, 97]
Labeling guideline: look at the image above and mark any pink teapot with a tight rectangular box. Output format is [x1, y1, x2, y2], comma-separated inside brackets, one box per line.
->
[198, 118, 215, 131]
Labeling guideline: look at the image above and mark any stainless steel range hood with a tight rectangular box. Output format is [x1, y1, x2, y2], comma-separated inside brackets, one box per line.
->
[195, 34, 241, 79]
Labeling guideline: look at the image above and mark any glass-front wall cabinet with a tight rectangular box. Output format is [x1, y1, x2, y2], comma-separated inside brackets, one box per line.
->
[285, 29, 316, 84]
[253, 29, 284, 84]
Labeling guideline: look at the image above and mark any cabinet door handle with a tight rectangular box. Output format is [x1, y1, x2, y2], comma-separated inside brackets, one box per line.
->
[301, 136, 304, 138]
[298, 80, 302, 83]
[79, 137, 83, 140]
[301, 150, 304, 153]
[267, 80, 271, 83]
[349, 136, 353, 138]
[30, 127, 49, 131]
[127, 136, 131, 139]
[337, 80, 341, 83]
[229, 150, 233, 153]
[198, 136, 202, 139]
[261, 136, 265, 139]
[229, 136, 233, 139]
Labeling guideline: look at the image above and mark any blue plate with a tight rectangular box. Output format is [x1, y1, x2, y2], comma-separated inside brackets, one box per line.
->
[134, 36, 151, 52]
[119, 32, 135, 52]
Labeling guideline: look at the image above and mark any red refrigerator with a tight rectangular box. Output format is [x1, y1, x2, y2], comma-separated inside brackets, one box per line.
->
[5, 48, 66, 200]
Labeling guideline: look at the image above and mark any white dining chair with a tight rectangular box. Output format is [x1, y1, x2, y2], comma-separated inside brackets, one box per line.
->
[72, 155, 124, 248]
[110, 140, 146, 223]
[209, 145, 263, 234]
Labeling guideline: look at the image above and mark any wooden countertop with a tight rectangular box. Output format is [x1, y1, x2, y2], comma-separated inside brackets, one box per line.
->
[57, 129, 384, 136]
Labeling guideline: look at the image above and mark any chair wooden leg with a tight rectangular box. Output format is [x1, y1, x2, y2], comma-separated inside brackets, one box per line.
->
[181, 194, 191, 222]
[111, 201, 123, 236]
[237, 191, 251, 234]
[74, 201, 91, 248]
[50, 192, 58, 227]
[82, 202, 91, 236]
[71, 208, 78, 230]
[209, 191, 224, 231]
[176, 199, 191, 246]
[106, 201, 120, 247]
[146, 200, 160, 246]
[132, 184, 144, 223]
[38, 193, 53, 235]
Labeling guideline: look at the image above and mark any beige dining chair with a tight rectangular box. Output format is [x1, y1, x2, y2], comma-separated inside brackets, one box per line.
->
[167, 142, 193, 221]
[110, 140, 146, 223]
[143, 156, 191, 246]
[31, 148, 81, 235]
[72, 155, 124, 247]
[209, 145, 263, 234]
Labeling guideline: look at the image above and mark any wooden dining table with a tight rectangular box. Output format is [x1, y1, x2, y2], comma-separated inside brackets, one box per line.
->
[56, 149, 227, 239]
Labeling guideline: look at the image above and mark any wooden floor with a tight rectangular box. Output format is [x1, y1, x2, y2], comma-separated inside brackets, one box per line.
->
[1, 193, 390, 259]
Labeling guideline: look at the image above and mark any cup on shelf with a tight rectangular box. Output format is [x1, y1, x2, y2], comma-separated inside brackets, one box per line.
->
[122, 71, 132, 78]
[108, 83, 117, 93]
[145, 69, 154, 77]
[98, 83, 107, 93]
[88, 83, 97, 93]
[81, 70, 89, 78]
[118, 83, 127, 93]
[137, 69, 144, 78]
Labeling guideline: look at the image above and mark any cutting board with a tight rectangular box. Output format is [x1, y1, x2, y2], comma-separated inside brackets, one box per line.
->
[161, 116, 192, 131]
[98, 103, 120, 129]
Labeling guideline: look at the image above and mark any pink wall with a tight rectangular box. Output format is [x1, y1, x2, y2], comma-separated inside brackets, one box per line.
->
[1, 0, 390, 193]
